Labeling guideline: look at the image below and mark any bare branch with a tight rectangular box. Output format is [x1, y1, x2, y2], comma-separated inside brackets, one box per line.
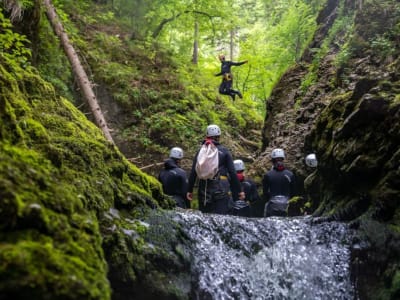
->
[152, 10, 217, 38]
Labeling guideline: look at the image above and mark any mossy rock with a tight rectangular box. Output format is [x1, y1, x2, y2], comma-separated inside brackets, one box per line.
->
[0, 28, 171, 299]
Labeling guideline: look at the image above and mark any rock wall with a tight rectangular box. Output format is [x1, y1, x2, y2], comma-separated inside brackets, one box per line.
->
[256, 0, 400, 298]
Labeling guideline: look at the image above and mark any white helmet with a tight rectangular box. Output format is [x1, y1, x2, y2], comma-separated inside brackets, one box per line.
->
[206, 124, 221, 137]
[271, 148, 285, 160]
[169, 147, 183, 159]
[233, 159, 245, 172]
[305, 153, 318, 168]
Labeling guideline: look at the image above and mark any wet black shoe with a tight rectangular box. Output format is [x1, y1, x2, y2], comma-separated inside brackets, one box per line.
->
[238, 91, 243, 99]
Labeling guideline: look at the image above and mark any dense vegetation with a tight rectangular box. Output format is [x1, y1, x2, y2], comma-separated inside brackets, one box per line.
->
[0, 0, 324, 298]
[3, 0, 399, 299]
[31, 0, 324, 174]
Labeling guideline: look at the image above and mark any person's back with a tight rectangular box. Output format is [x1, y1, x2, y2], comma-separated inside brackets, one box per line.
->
[187, 125, 243, 214]
[263, 167, 295, 198]
[158, 147, 188, 208]
[262, 148, 296, 217]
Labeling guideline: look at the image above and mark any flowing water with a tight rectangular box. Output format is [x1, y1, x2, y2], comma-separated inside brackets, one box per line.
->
[168, 210, 355, 300]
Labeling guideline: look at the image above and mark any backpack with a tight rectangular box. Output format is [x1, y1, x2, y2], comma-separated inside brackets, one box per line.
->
[195, 140, 219, 180]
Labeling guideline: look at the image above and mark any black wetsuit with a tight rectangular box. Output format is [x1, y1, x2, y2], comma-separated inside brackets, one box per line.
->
[233, 177, 261, 217]
[262, 166, 296, 217]
[158, 158, 188, 208]
[216, 60, 247, 100]
[188, 139, 241, 215]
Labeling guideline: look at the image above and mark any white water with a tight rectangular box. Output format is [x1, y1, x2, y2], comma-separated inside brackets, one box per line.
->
[172, 211, 355, 300]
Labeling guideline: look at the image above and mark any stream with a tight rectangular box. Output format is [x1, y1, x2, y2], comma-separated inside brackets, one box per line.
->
[165, 210, 356, 300]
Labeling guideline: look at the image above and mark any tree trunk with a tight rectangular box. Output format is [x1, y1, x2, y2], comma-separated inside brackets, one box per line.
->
[230, 27, 234, 60]
[43, 0, 114, 144]
[192, 20, 199, 64]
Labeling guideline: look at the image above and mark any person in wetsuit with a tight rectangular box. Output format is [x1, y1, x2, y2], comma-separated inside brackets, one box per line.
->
[262, 148, 296, 217]
[186, 124, 244, 214]
[215, 54, 248, 101]
[231, 159, 261, 217]
[158, 147, 189, 208]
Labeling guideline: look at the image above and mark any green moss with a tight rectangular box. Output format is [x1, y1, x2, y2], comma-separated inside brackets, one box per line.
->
[0, 15, 171, 299]
[0, 239, 109, 300]
[390, 270, 400, 299]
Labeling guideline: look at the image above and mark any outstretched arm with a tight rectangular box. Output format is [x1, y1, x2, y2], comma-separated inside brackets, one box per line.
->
[232, 60, 248, 67]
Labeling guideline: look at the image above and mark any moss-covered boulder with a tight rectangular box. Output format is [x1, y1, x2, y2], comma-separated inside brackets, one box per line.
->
[0, 10, 174, 298]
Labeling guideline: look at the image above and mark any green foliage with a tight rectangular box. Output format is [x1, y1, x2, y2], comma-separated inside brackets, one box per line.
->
[96, 0, 323, 106]
[0, 8, 31, 68]
[370, 35, 395, 59]
[300, 63, 318, 91]
[238, 0, 322, 102]
[33, 0, 326, 177]
[390, 270, 400, 298]
[300, 5, 355, 94]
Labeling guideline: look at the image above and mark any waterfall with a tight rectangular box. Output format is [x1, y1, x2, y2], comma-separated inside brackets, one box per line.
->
[168, 210, 355, 300]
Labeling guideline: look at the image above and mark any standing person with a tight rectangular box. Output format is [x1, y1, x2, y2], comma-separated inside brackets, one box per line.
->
[262, 148, 296, 217]
[215, 54, 248, 101]
[158, 147, 189, 209]
[186, 124, 244, 214]
[232, 159, 261, 217]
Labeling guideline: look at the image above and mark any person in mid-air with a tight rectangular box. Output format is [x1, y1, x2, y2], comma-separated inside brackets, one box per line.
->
[215, 54, 248, 101]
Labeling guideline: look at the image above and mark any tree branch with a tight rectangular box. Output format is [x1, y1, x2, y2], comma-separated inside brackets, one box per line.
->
[152, 10, 217, 38]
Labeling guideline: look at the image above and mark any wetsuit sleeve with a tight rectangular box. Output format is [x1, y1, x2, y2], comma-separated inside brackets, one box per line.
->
[262, 173, 270, 201]
[231, 61, 247, 66]
[289, 173, 297, 198]
[179, 169, 189, 198]
[250, 181, 261, 203]
[187, 151, 199, 193]
[226, 152, 241, 202]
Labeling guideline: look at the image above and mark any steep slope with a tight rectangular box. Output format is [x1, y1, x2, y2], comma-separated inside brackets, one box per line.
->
[254, 0, 400, 298]
[0, 4, 194, 299]
[46, 1, 263, 177]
